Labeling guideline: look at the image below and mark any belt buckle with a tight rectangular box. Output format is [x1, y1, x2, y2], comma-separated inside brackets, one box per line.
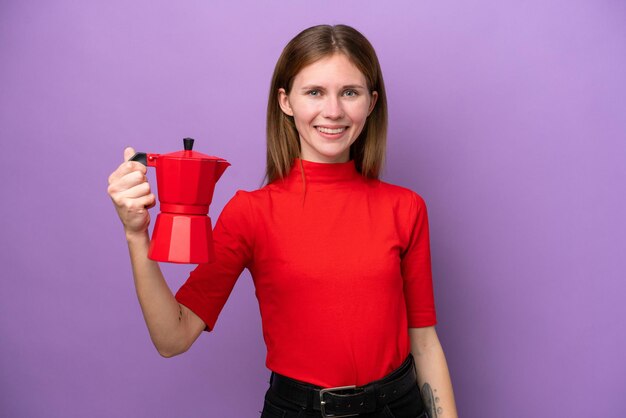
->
[319, 385, 359, 418]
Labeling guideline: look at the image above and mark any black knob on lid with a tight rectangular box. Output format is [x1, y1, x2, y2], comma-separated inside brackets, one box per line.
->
[183, 137, 195, 151]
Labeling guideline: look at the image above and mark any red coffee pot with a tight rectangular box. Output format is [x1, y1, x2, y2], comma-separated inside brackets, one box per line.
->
[131, 138, 230, 264]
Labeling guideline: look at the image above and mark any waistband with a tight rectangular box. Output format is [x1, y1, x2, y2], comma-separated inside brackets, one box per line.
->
[269, 355, 419, 417]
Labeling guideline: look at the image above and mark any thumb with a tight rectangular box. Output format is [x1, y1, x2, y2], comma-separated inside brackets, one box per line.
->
[124, 146, 136, 162]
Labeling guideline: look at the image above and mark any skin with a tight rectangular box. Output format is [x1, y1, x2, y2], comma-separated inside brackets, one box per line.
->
[278, 53, 378, 163]
[410, 327, 458, 418]
[107, 148, 205, 357]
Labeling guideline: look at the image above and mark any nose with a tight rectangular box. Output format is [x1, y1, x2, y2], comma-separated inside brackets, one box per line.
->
[321, 95, 344, 119]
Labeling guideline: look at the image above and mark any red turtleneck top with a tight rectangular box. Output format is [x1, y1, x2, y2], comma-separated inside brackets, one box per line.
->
[175, 159, 436, 387]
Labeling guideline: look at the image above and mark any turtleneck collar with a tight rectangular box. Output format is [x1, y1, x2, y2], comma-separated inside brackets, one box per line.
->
[285, 158, 361, 189]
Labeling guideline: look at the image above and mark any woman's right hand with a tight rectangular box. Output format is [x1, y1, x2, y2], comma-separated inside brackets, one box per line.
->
[107, 147, 156, 239]
[108, 148, 206, 356]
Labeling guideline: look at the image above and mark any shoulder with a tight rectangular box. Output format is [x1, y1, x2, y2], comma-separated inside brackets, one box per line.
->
[221, 186, 274, 216]
[223, 189, 253, 209]
[228, 186, 273, 206]
[219, 189, 260, 222]
[229, 176, 300, 204]
[371, 179, 427, 209]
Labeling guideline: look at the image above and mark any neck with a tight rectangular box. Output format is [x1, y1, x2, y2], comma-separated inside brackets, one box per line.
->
[284, 158, 361, 188]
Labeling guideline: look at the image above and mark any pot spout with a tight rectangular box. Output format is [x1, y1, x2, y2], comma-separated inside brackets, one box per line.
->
[215, 160, 230, 182]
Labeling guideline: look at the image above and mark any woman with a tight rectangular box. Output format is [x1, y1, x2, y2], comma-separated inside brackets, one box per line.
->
[108, 24, 457, 418]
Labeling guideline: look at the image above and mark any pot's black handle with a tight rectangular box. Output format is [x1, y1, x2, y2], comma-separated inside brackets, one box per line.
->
[129, 152, 147, 166]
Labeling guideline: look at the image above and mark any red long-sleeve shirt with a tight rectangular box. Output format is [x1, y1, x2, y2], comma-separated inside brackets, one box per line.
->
[175, 159, 436, 387]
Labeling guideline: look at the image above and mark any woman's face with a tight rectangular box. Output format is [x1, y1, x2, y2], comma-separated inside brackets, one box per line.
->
[278, 53, 378, 163]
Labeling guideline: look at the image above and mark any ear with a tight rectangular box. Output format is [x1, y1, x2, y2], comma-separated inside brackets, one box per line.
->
[278, 88, 294, 116]
[367, 91, 378, 116]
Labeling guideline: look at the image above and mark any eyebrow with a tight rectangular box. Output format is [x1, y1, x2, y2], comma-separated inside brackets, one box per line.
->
[299, 84, 368, 91]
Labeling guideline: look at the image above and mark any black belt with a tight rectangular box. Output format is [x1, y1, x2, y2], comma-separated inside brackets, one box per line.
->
[270, 355, 420, 418]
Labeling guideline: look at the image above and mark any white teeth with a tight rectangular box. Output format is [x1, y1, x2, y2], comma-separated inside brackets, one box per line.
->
[317, 126, 346, 134]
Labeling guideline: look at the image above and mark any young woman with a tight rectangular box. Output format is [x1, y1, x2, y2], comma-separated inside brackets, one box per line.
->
[108, 24, 458, 418]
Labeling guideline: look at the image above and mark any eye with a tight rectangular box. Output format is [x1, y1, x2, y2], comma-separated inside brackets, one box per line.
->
[306, 89, 321, 96]
[343, 89, 359, 97]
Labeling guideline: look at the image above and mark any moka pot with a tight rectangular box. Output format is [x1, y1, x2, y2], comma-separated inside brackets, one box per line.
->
[131, 138, 230, 264]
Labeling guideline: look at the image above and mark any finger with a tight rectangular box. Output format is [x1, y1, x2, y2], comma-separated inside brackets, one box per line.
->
[109, 160, 147, 185]
[120, 181, 151, 199]
[145, 197, 157, 209]
[108, 170, 146, 195]
[110, 170, 148, 193]
[131, 193, 156, 210]
[124, 147, 136, 162]
[118, 194, 153, 215]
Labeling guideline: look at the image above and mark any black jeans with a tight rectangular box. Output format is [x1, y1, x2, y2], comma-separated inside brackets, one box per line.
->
[260, 358, 427, 418]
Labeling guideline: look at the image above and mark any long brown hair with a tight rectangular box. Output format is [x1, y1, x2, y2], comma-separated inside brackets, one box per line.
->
[265, 24, 388, 183]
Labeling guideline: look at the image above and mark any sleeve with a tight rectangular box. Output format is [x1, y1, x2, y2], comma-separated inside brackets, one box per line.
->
[175, 190, 254, 331]
[401, 192, 437, 328]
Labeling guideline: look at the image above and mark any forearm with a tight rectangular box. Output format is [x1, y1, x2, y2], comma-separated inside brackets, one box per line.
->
[126, 231, 197, 357]
[410, 327, 458, 418]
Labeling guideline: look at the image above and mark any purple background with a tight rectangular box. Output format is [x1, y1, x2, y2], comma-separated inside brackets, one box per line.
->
[1, 1, 624, 417]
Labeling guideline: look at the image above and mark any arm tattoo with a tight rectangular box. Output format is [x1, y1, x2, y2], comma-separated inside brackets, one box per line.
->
[178, 305, 183, 322]
[421, 383, 443, 417]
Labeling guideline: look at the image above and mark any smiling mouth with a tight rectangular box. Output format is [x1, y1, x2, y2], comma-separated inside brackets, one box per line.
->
[316, 126, 347, 134]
